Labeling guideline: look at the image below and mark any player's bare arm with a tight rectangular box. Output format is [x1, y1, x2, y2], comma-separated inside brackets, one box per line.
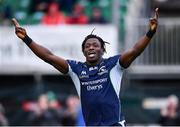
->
[12, 18, 69, 74]
[120, 8, 159, 68]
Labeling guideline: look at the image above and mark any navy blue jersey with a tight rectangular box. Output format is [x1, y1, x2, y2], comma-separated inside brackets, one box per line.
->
[67, 55, 125, 126]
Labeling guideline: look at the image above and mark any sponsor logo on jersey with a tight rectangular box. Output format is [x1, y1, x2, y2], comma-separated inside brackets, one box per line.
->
[81, 71, 86, 75]
[98, 66, 108, 75]
[87, 84, 103, 91]
[81, 78, 107, 91]
[79, 70, 89, 79]
[89, 66, 98, 71]
[81, 78, 107, 85]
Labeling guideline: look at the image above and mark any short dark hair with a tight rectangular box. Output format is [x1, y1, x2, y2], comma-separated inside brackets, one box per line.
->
[82, 34, 109, 52]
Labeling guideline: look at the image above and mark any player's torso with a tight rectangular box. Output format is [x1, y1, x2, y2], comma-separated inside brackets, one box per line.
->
[67, 55, 124, 125]
[76, 59, 121, 125]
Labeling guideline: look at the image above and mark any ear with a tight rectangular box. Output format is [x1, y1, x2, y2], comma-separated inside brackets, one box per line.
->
[82, 50, 86, 56]
[101, 49, 104, 56]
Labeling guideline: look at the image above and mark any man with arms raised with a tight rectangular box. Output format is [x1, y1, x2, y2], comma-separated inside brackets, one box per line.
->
[12, 8, 159, 126]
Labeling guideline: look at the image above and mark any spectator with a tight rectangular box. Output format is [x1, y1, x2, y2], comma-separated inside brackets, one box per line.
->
[29, 0, 50, 24]
[41, 2, 66, 25]
[0, 3, 13, 26]
[30, 0, 50, 14]
[22, 93, 63, 126]
[89, 7, 108, 24]
[47, 91, 62, 110]
[158, 95, 180, 126]
[60, 0, 77, 15]
[66, 4, 88, 24]
[62, 95, 80, 126]
[0, 104, 8, 126]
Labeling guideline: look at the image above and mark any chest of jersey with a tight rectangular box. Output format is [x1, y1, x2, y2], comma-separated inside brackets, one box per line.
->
[79, 64, 114, 108]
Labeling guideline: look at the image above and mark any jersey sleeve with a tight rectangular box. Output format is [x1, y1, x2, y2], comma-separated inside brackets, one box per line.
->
[66, 60, 81, 97]
[107, 55, 124, 70]
[66, 60, 79, 74]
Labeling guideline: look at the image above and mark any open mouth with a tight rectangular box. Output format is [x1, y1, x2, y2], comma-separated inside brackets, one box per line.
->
[88, 52, 96, 58]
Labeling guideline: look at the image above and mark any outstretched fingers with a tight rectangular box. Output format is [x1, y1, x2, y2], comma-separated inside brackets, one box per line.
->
[12, 18, 27, 39]
[149, 8, 159, 31]
[154, 8, 159, 20]
[12, 18, 20, 27]
[150, 8, 159, 21]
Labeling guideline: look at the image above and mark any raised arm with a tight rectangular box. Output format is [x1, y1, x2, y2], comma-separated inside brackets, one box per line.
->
[120, 8, 159, 68]
[12, 18, 68, 74]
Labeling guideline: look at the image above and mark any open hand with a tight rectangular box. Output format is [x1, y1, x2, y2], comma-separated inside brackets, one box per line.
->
[12, 18, 27, 39]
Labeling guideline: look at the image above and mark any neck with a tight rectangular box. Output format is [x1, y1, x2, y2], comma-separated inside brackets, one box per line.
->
[86, 58, 102, 66]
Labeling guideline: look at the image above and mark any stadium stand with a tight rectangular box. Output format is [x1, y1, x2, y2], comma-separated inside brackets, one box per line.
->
[0, 0, 113, 25]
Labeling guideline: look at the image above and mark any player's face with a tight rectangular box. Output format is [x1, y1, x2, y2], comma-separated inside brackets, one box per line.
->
[83, 38, 104, 65]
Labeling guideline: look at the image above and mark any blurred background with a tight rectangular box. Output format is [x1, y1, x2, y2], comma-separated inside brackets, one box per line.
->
[1, 0, 180, 126]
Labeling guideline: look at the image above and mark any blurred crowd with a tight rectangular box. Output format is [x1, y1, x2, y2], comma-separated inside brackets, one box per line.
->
[1, 93, 180, 126]
[158, 95, 180, 126]
[21, 92, 85, 126]
[0, 91, 85, 126]
[0, 0, 110, 26]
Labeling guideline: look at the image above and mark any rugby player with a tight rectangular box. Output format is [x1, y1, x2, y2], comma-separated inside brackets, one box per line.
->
[12, 8, 159, 126]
